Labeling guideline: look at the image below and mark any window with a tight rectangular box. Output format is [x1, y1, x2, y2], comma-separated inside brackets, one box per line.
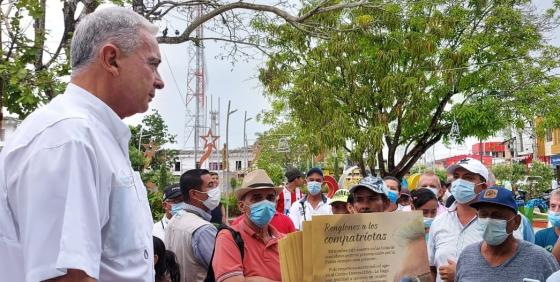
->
[209, 162, 223, 171]
[174, 161, 181, 172]
[547, 128, 553, 142]
[236, 161, 242, 171]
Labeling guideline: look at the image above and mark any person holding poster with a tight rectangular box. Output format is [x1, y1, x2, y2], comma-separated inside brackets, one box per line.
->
[211, 169, 284, 282]
[288, 168, 332, 230]
[456, 187, 558, 281]
[348, 176, 390, 213]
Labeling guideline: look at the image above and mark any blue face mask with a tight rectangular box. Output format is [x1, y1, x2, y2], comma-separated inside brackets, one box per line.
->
[423, 217, 434, 228]
[249, 200, 276, 227]
[307, 181, 322, 196]
[171, 202, 187, 216]
[451, 179, 478, 204]
[549, 211, 560, 227]
[387, 190, 398, 204]
[478, 217, 513, 246]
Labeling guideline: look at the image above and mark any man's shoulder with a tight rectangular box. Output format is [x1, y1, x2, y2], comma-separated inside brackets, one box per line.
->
[536, 227, 556, 237]
[430, 209, 454, 230]
[519, 239, 555, 258]
[458, 241, 482, 260]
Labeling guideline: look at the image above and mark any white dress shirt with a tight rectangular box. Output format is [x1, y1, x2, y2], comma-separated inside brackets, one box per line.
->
[288, 194, 332, 230]
[153, 216, 170, 243]
[0, 83, 154, 281]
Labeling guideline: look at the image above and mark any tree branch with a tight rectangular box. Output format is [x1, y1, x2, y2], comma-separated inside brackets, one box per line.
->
[157, 0, 370, 44]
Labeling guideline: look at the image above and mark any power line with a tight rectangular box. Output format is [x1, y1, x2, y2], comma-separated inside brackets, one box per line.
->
[162, 52, 187, 109]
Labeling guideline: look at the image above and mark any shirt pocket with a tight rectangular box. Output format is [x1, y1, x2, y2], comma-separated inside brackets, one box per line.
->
[102, 170, 147, 259]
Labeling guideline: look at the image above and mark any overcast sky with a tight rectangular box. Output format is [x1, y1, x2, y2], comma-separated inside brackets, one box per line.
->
[28, 0, 560, 160]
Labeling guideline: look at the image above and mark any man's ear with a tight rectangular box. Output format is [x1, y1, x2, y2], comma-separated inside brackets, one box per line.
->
[513, 214, 522, 231]
[383, 198, 390, 210]
[99, 44, 120, 76]
[238, 200, 246, 213]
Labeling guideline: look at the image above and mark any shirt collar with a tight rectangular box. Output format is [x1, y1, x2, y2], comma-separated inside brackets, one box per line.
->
[301, 194, 328, 204]
[65, 83, 131, 154]
[184, 203, 212, 221]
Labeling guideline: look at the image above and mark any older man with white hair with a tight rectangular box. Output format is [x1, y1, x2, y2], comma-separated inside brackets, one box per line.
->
[0, 7, 164, 282]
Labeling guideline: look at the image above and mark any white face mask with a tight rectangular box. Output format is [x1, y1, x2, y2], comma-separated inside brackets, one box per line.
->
[200, 187, 221, 210]
[420, 186, 439, 197]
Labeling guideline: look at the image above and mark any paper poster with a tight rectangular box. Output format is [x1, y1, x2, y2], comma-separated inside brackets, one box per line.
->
[280, 211, 431, 282]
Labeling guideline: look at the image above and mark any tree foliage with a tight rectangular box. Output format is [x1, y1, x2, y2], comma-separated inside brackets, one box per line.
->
[0, 0, 103, 123]
[258, 0, 560, 178]
[491, 162, 527, 187]
[529, 160, 554, 198]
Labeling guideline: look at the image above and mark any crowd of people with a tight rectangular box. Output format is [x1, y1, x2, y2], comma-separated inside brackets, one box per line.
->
[2, 6, 560, 282]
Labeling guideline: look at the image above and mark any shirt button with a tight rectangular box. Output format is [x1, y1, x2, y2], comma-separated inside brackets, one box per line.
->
[144, 249, 148, 259]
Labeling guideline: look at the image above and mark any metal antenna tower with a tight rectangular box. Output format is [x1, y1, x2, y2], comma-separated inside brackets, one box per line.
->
[182, 5, 207, 168]
[210, 96, 221, 169]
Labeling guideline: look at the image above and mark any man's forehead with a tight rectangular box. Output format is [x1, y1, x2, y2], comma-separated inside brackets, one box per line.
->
[478, 204, 512, 215]
[246, 189, 276, 197]
[354, 187, 377, 196]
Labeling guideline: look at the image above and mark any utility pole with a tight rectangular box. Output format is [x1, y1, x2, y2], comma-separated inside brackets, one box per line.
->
[224, 100, 237, 222]
[243, 111, 252, 170]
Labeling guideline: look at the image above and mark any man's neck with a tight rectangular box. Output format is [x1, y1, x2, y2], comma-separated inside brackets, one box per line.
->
[555, 226, 560, 236]
[244, 216, 271, 242]
[187, 201, 209, 213]
[307, 194, 323, 208]
[166, 213, 172, 220]
[286, 182, 298, 193]
[456, 202, 477, 225]
[481, 236, 518, 267]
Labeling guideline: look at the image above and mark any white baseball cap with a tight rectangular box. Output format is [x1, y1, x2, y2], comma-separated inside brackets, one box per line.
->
[446, 158, 489, 182]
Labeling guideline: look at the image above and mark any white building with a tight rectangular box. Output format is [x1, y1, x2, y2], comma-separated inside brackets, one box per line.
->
[0, 116, 21, 151]
[171, 146, 255, 176]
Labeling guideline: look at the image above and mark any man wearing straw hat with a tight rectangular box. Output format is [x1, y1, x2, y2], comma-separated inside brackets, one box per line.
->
[211, 169, 284, 282]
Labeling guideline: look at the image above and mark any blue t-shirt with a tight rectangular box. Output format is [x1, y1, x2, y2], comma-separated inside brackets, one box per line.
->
[535, 227, 559, 252]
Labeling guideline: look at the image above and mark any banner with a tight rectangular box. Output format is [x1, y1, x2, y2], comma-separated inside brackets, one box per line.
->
[280, 211, 431, 282]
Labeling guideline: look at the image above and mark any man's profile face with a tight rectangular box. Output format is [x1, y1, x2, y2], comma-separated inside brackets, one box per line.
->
[114, 29, 164, 117]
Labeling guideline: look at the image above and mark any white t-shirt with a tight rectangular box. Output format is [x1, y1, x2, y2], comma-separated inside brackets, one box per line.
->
[288, 194, 332, 230]
[153, 216, 170, 243]
[0, 84, 154, 281]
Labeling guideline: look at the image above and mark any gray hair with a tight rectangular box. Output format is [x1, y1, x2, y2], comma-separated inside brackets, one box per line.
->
[71, 7, 158, 74]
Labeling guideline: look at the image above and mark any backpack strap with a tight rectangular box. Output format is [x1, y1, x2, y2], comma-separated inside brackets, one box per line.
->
[204, 224, 245, 282]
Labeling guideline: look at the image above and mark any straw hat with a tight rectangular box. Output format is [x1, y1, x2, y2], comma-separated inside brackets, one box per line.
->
[235, 169, 283, 200]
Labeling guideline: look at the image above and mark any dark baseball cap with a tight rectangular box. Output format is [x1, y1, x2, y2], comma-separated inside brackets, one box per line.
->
[285, 167, 304, 182]
[470, 186, 518, 213]
[164, 183, 182, 200]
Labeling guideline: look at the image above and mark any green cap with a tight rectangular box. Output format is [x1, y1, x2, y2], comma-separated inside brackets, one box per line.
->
[330, 189, 350, 204]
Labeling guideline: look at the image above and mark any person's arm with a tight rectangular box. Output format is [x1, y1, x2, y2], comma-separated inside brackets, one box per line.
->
[287, 203, 301, 230]
[46, 269, 96, 282]
[213, 230, 244, 281]
[9, 141, 104, 281]
[438, 259, 456, 282]
[551, 236, 560, 263]
[221, 205, 228, 225]
[192, 224, 218, 269]
[427, 223, 437, 281]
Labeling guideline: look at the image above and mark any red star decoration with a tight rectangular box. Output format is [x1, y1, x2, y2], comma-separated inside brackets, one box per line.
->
[200, 129, 219, 150]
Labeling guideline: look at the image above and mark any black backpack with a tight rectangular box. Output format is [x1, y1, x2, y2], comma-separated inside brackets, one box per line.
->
[204, 225, 245, 282]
